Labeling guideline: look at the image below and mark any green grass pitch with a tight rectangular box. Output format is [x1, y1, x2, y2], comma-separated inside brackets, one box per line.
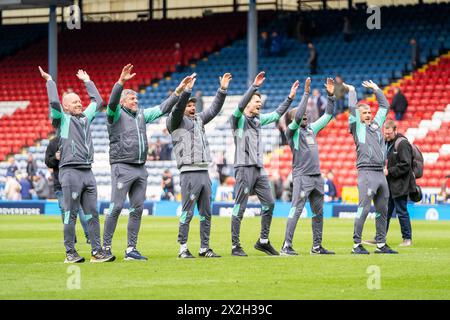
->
[1, 215, 449, 299]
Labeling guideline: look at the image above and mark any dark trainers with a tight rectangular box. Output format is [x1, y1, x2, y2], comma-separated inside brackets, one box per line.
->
[280, 246, 298, 256]
[90, 249, 116, 263]
[375, 244, 398, 254]
[178, 249, 195, 259]
[124, 248, 148, 260]
[64, 250, 85, 263]
[199, 248, 221, 258]
[103, 246, 113, 257]
[352, 244, 370, 255]
[311, 246, 335, 255]
[254, 240, 279, 256]
[231, 246, 248, 257]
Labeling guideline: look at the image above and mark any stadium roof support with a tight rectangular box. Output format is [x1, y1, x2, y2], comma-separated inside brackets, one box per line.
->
[48, 5, 57, 82]
[247, 0, 257, 86]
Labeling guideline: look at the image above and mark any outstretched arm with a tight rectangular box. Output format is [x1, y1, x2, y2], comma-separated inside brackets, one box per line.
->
[166, 75, 196, 132]
[261, 80, 299, 126]
[77, 70, 103, 123]
[231, 71, 265, 128]
[145, 74, 194, 123]
[200, 73, 232, 124]
[39, 66, 63, 128]
[286, 78, 310, 139]
[107, 64, 136, 124]
[362, 80, 389, 126]
[311, 78, 335, 135]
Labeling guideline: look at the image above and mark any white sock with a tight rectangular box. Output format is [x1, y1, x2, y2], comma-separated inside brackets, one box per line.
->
[199, 247, 208, 254]
[179, 243, 188, 254]
[377, 243, 385, 248]
[353, 243, 361, 249]
[283, 242, 291, 249]
[126, 246, 134, 254]
[260, 238, 268, 244]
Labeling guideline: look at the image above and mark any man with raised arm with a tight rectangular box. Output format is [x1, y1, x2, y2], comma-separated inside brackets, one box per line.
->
[346, 80, 398, 254]
[102, 64, 193, 261]
[281, 77, 336, 256]
[39, 66, 114, 263]
[230, 71, 299, 257]
[167, 73, 232, 258]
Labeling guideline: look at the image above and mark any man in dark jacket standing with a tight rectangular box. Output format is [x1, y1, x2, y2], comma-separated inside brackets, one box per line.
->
[384, 120, 415, 246]
[391, 87, 408, 120]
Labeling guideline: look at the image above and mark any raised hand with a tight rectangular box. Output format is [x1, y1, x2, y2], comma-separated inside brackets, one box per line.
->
[118, 64, 136, 85]
[325, 78, 335, 96]
[253, 71, 266, 87]
[38, 66, 52, 81]
[187, 74, 197, 90]
[362, 80, 380, 91]
[289, 80, 300, 99]
[175, 73, 196, 94]
[343, 82, 355, 92]
[220, 73, 232, 90]
[304, 77, 311, 94]
[76, 69, 90, 82]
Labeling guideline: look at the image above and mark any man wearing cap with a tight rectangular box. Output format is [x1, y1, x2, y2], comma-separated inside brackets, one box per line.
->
[167, 73, 232, 258]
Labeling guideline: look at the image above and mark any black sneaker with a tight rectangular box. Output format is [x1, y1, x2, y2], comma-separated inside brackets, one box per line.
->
[199, 248, 221, 258]
[311, 246, 335, 255]
[64, 250, 85, 263]
[231, 246, 248, 257]
[178, 249, 195, 259]
[375, 244, 398, 254]
[280, 246, 298, 256]
[254, 240, 279, 256]
[90, 249, 116, 263]
[103, 246, 113, 257]
[351, 244, 370, 255]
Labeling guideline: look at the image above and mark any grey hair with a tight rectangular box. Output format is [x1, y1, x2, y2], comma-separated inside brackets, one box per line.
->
[120, 89, 137, 101]
[357, 103, 371, 110]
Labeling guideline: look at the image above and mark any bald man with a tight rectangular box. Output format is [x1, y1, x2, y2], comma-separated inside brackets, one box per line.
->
[39, 66, 115, 263]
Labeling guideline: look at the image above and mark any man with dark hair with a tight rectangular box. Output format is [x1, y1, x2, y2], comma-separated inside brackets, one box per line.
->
[307, 43, 318, 75]
[281, 77, 335, 256]
[410, 38, 421, 69]
[230, 71, 299, 257]
[167, 73, 232, 259]
[383, 120, 414, 246]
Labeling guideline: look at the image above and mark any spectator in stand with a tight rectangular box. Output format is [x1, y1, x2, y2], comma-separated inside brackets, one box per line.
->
[270, 31, 284, 57]
[6, 157, 18, 178]
[334, 75, 346, 114]
[159, 128, 173, 161]
[307, 43, 318, 75]
[174, 42, 184, 72]
[5, 172, 21, 200]
[410, 38, 421, 70]
[437, 181, 449, 204]
[391, 87, 408, 120]
[47, 173, 56, 199]
[195, 90, 204, 113]
[26, 153, 38, 180]
[161, 169, 175, 200]
[19, 172, 33, 200]
[324, 171, 337, 201]
[312, 88, 327, 117]
[270, 172, 284, 200]
[343, 16, 352, 42]
[32, 174, 49, 200]
[306, 94, 319, 123]
[260, 31, 272, 57]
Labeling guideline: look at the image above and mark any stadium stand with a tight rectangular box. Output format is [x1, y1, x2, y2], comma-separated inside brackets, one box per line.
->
[1, 3, 450, 200]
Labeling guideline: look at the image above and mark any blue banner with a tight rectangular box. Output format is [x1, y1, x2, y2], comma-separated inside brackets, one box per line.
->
[0, 200, 46, 215]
